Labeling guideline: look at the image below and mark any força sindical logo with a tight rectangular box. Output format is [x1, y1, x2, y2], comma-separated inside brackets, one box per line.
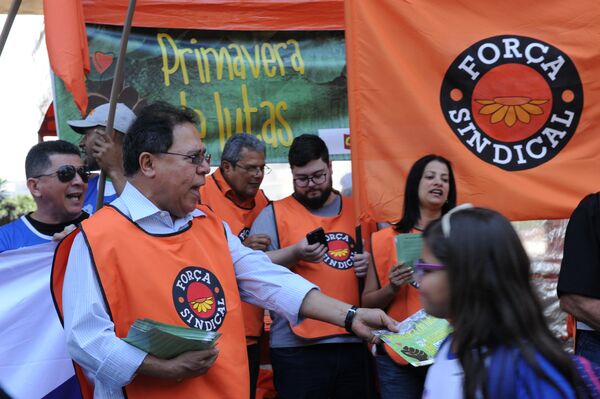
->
[440, 35, 583, 171]
[172, 266, 227, 331]
[323, 231, 356, 270]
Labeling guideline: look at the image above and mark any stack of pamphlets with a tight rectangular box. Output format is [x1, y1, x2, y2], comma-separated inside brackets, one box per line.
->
[123, 319, 221, 359]
[373, 309, 451, 367]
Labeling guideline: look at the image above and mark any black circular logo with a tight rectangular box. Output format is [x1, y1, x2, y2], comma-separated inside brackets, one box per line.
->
[323, 232, 356, 270]
[172, 266, 227, 331]
[440, 35, 583, 171]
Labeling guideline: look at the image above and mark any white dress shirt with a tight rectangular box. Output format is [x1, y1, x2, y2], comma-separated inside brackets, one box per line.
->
[62, 183, 317, 398]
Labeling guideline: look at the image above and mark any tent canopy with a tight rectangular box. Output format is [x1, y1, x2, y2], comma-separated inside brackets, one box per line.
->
[81, 0, 344, 30]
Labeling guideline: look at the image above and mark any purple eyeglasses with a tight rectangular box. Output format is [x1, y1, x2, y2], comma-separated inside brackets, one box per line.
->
[413, 260, 446, 284]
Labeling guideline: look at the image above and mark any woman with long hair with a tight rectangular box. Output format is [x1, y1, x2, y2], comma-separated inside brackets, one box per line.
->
[362, 154, 457, 398]
[419, 207, 586, 399]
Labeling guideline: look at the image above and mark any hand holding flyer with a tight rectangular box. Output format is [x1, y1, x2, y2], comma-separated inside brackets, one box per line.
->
[373, 309, 451, 367]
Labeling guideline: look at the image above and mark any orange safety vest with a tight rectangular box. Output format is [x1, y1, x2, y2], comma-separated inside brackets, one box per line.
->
[273, 195, 359, 339]
[370, 226, 422, 365]
[199, 168, 269, 343]
[52, 205, 248, 399]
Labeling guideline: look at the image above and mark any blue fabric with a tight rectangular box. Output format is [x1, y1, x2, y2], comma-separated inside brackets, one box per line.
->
[270, 343, 370, 399]
[43, 375, 82, 399]
[577, 331, 600, 366]
[487, 346, 576, 399]
[0, 216, 50, 253]
[82, 175, 118, 215]
[374, 351, 427, 399]
[572, 354, 600, 398]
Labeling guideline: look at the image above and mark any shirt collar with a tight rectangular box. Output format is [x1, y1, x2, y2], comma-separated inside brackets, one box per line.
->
[120, 182, 204, 224]
[211, 168, 234, 196]
[211, 168, 256, 208]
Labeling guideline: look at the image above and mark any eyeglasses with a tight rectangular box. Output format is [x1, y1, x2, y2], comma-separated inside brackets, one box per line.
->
[413, 260, 446, 284]
[234, 163, 271, 175]
[293, 172, 327, 188]
[34, 165, 90, 183]
[160, 151, 211, 165]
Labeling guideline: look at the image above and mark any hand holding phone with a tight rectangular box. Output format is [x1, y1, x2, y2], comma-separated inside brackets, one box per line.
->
[306, 227, 328, 247]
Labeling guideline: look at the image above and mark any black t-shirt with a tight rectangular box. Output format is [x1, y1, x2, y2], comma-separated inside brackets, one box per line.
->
[557, 193, 600, 299]
[25, 212, 89, 237]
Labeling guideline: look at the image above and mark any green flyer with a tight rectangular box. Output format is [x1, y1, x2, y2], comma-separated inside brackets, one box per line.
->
[377, 309, 451, 367]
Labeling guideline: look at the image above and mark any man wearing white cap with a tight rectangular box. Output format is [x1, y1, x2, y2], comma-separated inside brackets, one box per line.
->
[67, 103, 136, 214]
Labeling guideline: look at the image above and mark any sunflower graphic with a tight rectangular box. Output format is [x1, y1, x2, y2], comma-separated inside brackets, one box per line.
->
[329, 248, 349, 258]
[476, 97, 548, 127]
[190, 297, 214, 314]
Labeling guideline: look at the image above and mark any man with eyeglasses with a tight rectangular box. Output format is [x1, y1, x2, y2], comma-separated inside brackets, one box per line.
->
[52, 102, 396, 399]
[249, 134, 374, 399]
[199, 134, 271, 398]
[0, 140, 89, 253]
[67, 102, 136, 214]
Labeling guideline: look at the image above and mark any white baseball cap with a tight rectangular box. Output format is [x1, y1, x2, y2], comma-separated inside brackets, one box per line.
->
[67, 103, 136, 134]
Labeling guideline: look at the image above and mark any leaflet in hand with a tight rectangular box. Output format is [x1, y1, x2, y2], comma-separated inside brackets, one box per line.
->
[394, 233, 423, 269]
[123, 318, 220, 359]
[373, 309, 451, 367]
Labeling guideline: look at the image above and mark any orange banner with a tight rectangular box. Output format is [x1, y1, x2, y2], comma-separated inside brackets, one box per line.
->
[346, 0, 600, 222]
[44, 0, 90, 114]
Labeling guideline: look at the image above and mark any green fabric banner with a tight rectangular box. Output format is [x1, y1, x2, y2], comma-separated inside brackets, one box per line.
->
[54, 24, 349, 163]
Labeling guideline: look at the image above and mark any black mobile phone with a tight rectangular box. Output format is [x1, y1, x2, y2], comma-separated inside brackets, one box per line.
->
[306, 227, 328, 247]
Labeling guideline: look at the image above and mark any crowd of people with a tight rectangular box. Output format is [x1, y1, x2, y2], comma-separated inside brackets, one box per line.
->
[0, 100, 599, 399]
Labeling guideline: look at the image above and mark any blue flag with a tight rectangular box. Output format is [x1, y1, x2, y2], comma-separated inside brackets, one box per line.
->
[0, 242, 82, 399]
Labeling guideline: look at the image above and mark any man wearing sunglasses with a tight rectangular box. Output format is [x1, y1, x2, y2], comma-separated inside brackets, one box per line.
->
[0, 140, 89, 253]
[67, 102, 136, 214]
[249, 134, 374, 399]
[199, 133, 271, 398]
[0, 140, 88, 398]
[52, 102, 396, 399]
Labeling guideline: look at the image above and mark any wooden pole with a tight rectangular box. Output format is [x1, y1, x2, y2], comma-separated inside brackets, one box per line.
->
[0, 0, 23, 57]
[95, 0, 136, 211]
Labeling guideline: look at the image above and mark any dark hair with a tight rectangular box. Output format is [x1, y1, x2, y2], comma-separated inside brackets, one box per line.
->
[288, 134, 329, 168]
[25, 140, 80, 178]
[394, 154, 457, 232]
[221, 134, 266, 165]
[123, 102, 197, 176]
[423, 208, 581, 399]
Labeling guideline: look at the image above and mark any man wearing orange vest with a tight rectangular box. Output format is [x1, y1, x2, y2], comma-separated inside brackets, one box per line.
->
[52, 102, 397, 399]
[250, 134, 373, 398]
[199, 134, 271, 398]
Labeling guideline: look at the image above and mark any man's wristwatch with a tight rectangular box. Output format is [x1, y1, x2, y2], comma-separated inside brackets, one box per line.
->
[344, 306, 359, 333]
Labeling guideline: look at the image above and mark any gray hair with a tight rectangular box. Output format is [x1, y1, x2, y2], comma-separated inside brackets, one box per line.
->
[221, 134, 266, 164]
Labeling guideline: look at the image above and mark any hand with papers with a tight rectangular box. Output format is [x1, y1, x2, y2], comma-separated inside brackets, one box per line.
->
[123, 319, 220, 359]
[124, 319, 221, 381]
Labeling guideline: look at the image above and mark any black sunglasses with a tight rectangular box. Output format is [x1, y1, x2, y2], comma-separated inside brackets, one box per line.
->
[34, 165, 91, 183]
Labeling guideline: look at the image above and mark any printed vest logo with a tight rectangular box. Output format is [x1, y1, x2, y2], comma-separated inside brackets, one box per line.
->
[173, 266, 226, 331]
[440, 35, 583, 171]
[238, 227, 251, 242]
[323, 232, 356, 270]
